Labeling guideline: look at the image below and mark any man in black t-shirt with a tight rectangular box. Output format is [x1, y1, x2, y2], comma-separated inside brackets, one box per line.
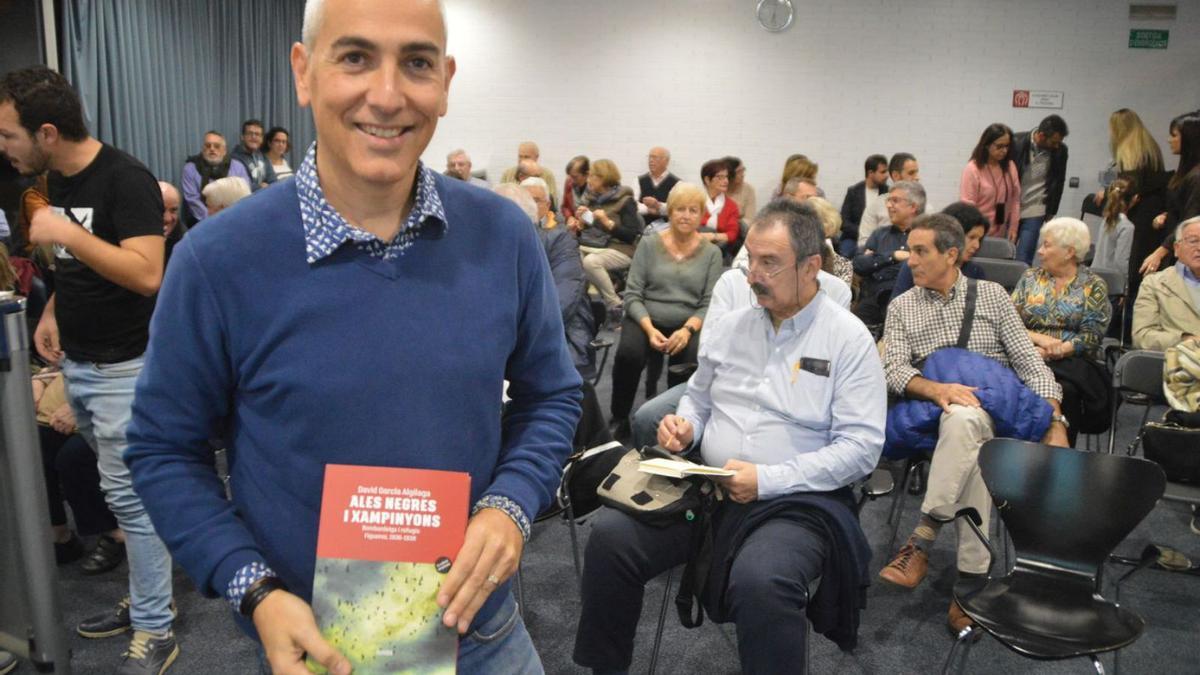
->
[0, 66, 177, 675]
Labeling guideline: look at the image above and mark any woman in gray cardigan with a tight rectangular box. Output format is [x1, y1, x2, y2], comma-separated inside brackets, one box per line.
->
[608, 182, 724, 441]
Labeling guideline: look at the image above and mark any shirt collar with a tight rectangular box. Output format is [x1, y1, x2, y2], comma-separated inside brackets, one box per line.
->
[921, 268, 965, 304]
[760, 290, 825, 336]
[1177, 262, 1200, 286]
[295, 142, 447, 264]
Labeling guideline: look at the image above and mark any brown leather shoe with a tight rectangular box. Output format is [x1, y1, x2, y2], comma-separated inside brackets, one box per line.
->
[948, 599, 979, 637]
[879, 537, 929, 588]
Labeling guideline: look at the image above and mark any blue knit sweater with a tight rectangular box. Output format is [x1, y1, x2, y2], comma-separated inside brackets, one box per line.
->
[126, 175, 583, 635]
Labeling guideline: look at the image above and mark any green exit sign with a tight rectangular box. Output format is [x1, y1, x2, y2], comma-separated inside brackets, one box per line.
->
[1129, 29, 1169, 49]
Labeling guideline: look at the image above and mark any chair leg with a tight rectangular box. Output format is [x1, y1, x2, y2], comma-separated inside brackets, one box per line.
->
[1093, 653, 1108, 675]
[956, 628, 978, 674]
[565, 502, 583, 590]
[1108, 398, 1121, 454]
[887, 461, 916, 552]
[803, 617, 811, 675]
[648, 568, 674, 675]
[940, 627, 975, 675]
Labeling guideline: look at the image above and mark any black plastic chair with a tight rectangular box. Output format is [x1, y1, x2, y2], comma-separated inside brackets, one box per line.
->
[1090, 266, 1129, 349]
[976, 236, 1016, 260]
[971, 258, 1029, 292]
[1107, 350, 1166, 455]
[933, 439, 1165, 675]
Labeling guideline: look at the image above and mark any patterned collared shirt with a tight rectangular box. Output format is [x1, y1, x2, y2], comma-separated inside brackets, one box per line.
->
[295, 142, 446, 263]
[883, 270, 1062, 401]
[1011, 266, 1111, 359]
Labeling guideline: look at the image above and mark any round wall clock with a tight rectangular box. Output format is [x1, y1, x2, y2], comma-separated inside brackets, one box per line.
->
[756, 0, 795, 33]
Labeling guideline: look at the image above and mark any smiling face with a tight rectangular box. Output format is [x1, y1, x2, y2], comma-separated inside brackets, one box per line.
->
[241, 123, 264, 152]
[704, 168, 729, 196]
[291, 0, 455, 192]
[1176, 221, 1200, 277]
[1169, 128, 1182, 155]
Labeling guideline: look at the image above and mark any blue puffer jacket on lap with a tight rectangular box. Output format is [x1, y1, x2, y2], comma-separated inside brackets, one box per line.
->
[883, 348, 1052, 459]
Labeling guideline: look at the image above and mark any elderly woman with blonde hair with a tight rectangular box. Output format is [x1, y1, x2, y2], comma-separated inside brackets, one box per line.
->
[607, 181, 723, 441]
[1011, 217, 1112, 445]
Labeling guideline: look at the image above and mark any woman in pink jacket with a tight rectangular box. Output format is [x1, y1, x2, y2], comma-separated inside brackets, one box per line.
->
[960, 123, 1021, 242]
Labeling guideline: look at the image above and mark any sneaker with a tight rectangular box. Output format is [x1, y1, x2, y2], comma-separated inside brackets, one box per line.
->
[115, 630, 179, 675]
[80, 535, 126, 575]
[0, 650, 16, 675]
[879, 537, 929, 588]
[78, 597, 177, 639]
[79, 596, 132, 638]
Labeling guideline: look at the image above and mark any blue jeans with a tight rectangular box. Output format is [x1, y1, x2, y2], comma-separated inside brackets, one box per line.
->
[631, 383, 687, 449]
[258, 592, 541, 674]
[1015, 216, 1044, 265]
[62, 356, 175, 634]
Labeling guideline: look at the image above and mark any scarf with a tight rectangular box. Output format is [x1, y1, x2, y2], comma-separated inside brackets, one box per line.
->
[705, 193, 725, 229]
[186, 154, 234, 189]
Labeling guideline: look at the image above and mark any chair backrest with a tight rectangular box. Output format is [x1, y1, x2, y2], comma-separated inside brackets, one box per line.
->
[972, 258, 1028, 292]
[976, 237, 1016, 260]
[979, 439, 1165, 579]
[1113, 349, 1166, 400]
[1090, 266, 1127, 298]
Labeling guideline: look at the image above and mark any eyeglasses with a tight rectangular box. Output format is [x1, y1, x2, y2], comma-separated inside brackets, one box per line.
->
[203, 142, 224, 150]
[738, 259, 792, 279]
[1180, 237, 1200, 248]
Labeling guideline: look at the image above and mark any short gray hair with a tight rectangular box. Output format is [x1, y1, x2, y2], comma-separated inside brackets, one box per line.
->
[1176, 215, 1200, 241]
[1041, 217, 1090, 262]
[201, 177, 251, 210]
[752, 198, 824, 261]
[493, 183, 538, 225]
[446, 148, 468, 162]
[303, 0, 447, 48]
[910, 213, 965, 261]
[891, 181, 926, 214]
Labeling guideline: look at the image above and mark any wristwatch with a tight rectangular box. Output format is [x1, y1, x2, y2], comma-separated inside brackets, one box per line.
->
[1051, 414, 1070, 429]
[685, 325, 697, 335]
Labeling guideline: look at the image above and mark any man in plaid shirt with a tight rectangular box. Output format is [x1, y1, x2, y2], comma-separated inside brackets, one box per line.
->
[876, 213, 1068, 635]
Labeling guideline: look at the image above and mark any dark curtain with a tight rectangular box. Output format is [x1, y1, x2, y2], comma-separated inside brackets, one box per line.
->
[60, 0, 315, 187]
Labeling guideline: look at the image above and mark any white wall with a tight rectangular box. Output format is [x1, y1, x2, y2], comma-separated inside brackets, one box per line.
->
[425, 0, 1199, 216]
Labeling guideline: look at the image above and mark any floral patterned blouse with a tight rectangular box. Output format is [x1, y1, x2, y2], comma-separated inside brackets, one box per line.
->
[1011, 266, 1112, 359]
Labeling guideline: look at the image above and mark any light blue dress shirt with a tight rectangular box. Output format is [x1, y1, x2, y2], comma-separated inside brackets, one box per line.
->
[676, 292, 886, 499]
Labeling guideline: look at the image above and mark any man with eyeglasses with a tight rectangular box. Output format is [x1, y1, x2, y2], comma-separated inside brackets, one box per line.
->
[229, 119, 277, 192]
[575, 199, 884, 674]
[180, 131, 250, 225]
[626, 217, 852, 450]
[637, 146, 679, 222]
[1133, 216, 1200, 351]
[853, 180, 925, 325]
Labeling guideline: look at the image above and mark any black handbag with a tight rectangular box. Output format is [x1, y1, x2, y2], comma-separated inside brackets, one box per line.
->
[1140, 412, 1200, 484]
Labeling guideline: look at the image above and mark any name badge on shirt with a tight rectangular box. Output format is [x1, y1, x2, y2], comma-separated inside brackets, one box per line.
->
[793, 357, 831, 380]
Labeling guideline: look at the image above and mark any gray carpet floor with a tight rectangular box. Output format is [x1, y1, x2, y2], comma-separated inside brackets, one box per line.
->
[23, 328, 1200, 673]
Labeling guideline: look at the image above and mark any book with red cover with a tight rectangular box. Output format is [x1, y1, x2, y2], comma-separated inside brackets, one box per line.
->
[308, 465, 470, 674]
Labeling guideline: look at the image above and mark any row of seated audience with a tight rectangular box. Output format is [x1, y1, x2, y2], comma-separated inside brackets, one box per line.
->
[2, 92, 1198, 673]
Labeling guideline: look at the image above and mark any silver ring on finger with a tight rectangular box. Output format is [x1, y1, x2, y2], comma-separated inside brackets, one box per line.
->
[486, 574, 501, 587]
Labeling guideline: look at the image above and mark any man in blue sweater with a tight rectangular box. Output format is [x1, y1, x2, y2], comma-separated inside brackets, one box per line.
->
[125, 2, 582, 674]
